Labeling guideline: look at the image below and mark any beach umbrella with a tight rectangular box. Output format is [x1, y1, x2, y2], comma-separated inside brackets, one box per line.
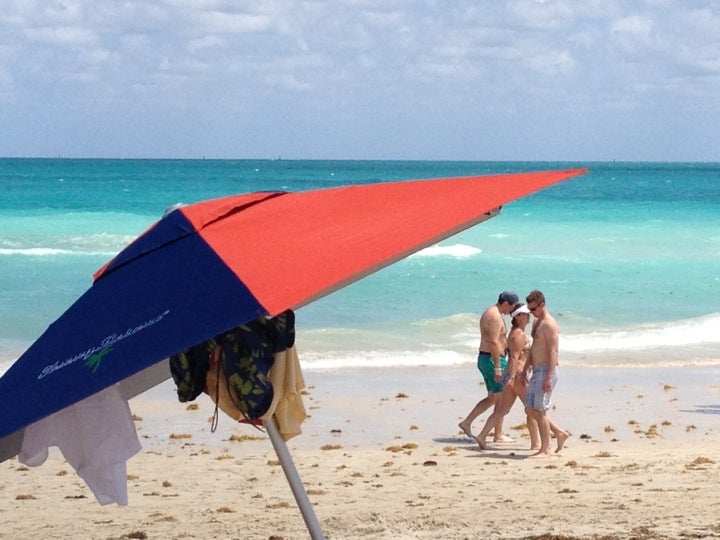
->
[0, 168, 587, 538]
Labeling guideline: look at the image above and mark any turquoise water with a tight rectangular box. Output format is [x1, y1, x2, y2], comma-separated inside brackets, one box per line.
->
[1, 159, 719, 371]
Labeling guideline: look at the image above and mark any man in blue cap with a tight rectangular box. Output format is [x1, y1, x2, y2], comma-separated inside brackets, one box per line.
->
[458, 290, 519, 442]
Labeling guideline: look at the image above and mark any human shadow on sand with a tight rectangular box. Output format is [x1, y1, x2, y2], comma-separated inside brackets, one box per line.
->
[681, 404, 720, 415]
[434, 436, 529, 460]
[434, 436, 475, 445]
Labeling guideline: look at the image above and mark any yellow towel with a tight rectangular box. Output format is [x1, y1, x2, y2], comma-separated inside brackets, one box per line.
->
[261, 344, 307, 440]
[205, 345, 307, 441]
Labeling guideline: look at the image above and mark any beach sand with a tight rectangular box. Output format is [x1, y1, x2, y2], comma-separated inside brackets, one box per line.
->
[1, 364, 719, 539]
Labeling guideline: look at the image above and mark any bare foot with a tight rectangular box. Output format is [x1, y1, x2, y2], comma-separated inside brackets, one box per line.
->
[528, 450, 552, 459]
[474, 435, 488, 450]
[555, 431, 570, 453]
[529, 445, 541, 452]
[458, 422, 473, 439]
[493, 434, 516, 443]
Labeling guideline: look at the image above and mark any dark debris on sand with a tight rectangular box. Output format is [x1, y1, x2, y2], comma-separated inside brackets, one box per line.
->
[522, 526, 714, 540]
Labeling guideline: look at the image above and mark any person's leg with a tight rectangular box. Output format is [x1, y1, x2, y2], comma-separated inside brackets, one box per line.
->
[537, 411, 551, 456]
[523, 370, 543, 451]
[524, 365, 555, 457]
[547, 416, 570, 452]
[492, 390, 517, 442]
[460, 353, 501, 437]
[512, 377, 537, 448]
[536, 369, 565, 452]
[527, 413, 540, 450]
[468, 394, 499, 448]
[474, 390, 514, 448]
[527, 408, 551, 458]
[459, 393, 493, 438]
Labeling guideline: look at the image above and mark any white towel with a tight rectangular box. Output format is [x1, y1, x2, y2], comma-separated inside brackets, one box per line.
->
[19, 384, 141, 505]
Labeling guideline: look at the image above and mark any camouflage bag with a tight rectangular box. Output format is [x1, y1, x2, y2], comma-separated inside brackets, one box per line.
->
[169, 309, 295, 420]
[218, 309, 295, 420]
[169, 338, 216, 402]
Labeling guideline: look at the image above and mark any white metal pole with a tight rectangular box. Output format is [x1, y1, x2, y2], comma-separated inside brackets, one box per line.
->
[264, 416, 326, 540]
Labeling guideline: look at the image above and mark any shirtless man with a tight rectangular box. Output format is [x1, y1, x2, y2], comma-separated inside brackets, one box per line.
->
[458, 290, 518, 442]
[524, 290, 569, 458]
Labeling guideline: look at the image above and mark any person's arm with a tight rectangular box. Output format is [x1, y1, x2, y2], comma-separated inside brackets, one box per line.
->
[542, 324, 559, 392]
[523, 320, 537, 378]
[492, 336, 507, 381]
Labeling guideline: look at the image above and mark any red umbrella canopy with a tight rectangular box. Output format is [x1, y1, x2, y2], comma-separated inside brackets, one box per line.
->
[170, 168, 588, 314]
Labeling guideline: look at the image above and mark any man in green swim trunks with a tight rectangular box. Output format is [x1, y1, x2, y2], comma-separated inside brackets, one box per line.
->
[458, 290, 519, 443]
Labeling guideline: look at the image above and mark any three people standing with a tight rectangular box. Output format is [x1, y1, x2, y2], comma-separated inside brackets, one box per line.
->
[460, 289, 569, 457]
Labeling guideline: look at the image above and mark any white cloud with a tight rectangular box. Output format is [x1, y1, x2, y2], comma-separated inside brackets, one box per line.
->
[24, 25, 97, 45]
[195, 11, 273, 33]
[522, 48, 576, 75]
[187, 35, 225, 54]
[507, 0, 576, 30]
[263, 72, 313, 92]
[609, 15, 655, 49]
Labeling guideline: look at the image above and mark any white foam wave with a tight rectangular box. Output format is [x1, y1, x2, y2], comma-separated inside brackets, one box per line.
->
[563, 355, 720, 369]
[562, 313, 720, 352]
[300, 349, 467, 370]
[0, 233, 135, 257]
[410, 244, 481, 258]
[0, 247, 118, 256]
[296, 312, 720, 371]
[1, 248, 70, 256]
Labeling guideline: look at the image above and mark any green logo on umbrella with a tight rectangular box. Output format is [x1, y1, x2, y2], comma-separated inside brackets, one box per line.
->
[85, 346, 112, 373]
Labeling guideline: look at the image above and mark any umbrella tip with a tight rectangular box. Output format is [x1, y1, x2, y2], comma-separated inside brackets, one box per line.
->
[162, 203, 186, 219]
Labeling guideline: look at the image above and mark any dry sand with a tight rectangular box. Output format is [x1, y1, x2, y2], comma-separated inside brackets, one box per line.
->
[1, 364, 719, 540]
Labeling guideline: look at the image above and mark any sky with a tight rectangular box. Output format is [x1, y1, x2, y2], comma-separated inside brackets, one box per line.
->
[1, 0, 719, 161]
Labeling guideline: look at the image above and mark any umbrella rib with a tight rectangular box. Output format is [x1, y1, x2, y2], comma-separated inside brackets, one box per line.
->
[199, 191, 288, 229]
[98, 192, 290, 280]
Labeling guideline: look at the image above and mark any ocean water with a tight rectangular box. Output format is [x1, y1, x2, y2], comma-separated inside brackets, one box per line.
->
[1, 159, 719, 374]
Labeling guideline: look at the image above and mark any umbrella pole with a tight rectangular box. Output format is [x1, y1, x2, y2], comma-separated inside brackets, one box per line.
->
[264, 416, 326, 540]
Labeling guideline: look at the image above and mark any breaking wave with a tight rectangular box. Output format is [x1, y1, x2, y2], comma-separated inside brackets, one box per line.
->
[410, 244, 482, 258]
[0, 233, 134, 257]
